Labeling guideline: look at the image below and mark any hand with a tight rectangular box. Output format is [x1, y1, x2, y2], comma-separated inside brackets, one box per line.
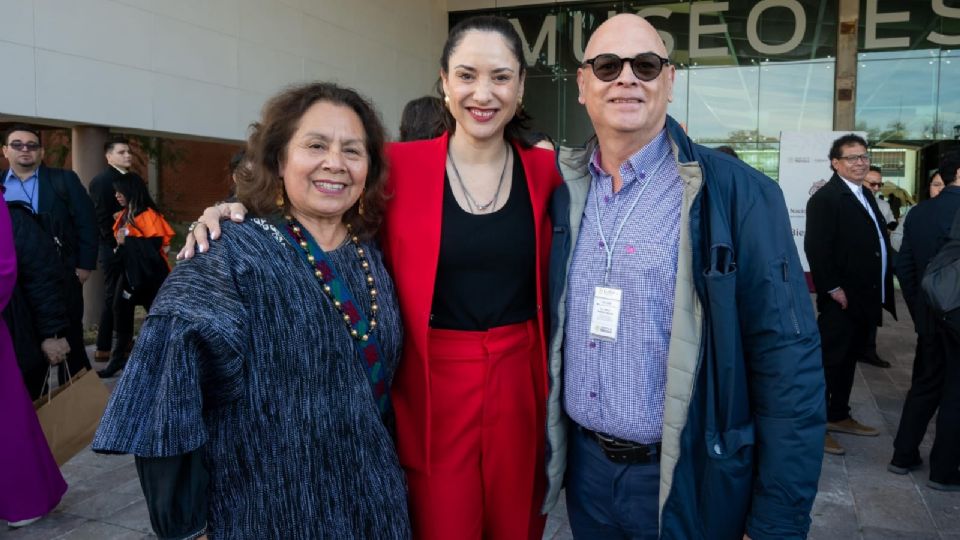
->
[75, 268, 92, 284]
[743, 535, 751, 540]
[116, 228, 126, 245]
[830, 288, 848, 310]
[40, 337, 70, 365]
[177, 202, 248, 260]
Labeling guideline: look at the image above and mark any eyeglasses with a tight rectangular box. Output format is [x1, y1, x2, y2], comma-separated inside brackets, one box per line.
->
[865, 181, 884, 188]
[6, 141, 41, 152]
[582, 52, 671, 82]
[838, 154, 870, 164]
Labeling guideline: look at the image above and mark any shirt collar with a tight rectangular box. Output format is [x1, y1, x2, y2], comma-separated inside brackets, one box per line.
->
[111, 164, 128, 175]
[839, 175, 863, 196]
[4, 167, 39, 184]
[588, 128, 672, 189]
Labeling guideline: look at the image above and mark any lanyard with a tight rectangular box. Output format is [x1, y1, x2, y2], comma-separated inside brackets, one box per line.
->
[592, 151, 670, 284]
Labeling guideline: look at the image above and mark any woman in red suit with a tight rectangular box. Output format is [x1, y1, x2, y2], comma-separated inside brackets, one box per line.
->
[181, 15, 560, 539]
[382, 16, 560, 540]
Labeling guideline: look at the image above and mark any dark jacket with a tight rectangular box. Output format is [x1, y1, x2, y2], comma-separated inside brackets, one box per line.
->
[895, 185, 960, 335]
[88, 166, 130, 247]
[805, 174, 897, 323]
[546, 116, 825, 539]
[1, 166, 98, 270]
[2, 201, 70, 372]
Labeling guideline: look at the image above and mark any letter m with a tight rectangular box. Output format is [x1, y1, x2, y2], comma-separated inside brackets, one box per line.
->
[511, 15, 557, 67]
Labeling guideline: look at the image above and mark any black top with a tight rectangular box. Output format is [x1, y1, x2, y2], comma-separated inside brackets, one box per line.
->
[430, 146, 537, 330]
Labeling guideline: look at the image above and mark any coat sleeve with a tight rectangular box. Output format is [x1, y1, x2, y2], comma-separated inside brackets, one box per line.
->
[63, 170, 99, 270]
[894, 213, 919, 316]
[804, 190, 840, 294]
[10, 208, 69, 338]
[0, 196, 17, 308]
[737, 185, 826, 540]
[89, 174, 119, 246]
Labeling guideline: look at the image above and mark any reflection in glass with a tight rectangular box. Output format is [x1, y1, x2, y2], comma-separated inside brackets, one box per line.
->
[856, 55, 939, 140]
[668, 68, 688, 127]
[758, 61, 834, 140]
[687, 65, 759, 143]
[937, 56, 959, 143]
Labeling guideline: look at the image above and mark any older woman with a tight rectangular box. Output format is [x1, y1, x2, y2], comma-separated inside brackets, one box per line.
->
[182, 17, 561, 540]
[92, 82, 409, 539]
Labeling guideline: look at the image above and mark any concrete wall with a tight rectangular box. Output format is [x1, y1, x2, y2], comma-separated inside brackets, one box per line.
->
[0, 0, 449, 141]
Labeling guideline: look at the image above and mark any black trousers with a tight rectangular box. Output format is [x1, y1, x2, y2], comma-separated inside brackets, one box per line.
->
[818, 301, 874, 422]
[64, 275, 91, 378]
[113, 275, 159, 336]
[95, 243, 121, 351]
[893, 327, 960, 482]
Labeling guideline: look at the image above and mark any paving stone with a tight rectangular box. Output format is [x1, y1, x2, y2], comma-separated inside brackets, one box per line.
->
[917, 485, 960, 533]
[61, 489, 141, 522]
[50, 520, 145, 540]
[0, 512, 87, 540]
[100, 500, 152, 534]
[860, 526, 939, 539]
[852, 484, 936, 533]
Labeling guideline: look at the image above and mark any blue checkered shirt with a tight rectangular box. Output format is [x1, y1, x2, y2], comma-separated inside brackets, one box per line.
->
[563, 129, 682, 444]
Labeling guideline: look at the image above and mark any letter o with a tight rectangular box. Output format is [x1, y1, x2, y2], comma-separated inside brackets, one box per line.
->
[747, 0, 806, 56]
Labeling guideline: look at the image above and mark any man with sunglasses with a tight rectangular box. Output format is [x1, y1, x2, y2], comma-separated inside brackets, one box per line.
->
[1, 125, 97, 381]
[805, 134, 896, 457]
[545, 14, 824, 540]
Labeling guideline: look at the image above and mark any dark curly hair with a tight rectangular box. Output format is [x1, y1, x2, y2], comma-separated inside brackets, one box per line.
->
[436, 15, 532, 147]
[235, 82, 388, 240]
[828, 133, 868, 172]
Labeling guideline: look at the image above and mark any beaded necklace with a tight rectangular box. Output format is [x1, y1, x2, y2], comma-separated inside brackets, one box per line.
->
[278, 215, 391, 420]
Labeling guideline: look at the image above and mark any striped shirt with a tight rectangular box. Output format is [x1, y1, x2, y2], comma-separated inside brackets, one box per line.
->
[563, 129, 682, 444]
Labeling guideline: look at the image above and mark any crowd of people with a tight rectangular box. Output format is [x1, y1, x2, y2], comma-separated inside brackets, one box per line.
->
[1, 10, 957, 540]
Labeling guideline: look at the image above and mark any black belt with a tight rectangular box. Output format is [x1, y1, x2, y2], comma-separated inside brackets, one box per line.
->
[579, 426, 661, 464]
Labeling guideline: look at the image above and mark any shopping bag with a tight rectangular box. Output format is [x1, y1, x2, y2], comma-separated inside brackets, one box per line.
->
[33, 367, 111, 466]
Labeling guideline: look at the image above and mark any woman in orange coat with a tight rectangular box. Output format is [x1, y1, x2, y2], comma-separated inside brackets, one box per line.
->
[98, 176, 174, 378]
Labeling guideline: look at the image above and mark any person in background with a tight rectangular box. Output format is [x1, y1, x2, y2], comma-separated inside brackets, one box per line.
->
[89, 136, 142, 363]
[97, 176, 174, 378]
[399, 96, 445, 142]
[929, 170, 945, 199]
[0, 190, 68, 529]
[181, 16, 563, 540]
[92, 81, 410, 538]
[715, 145, 739, 159]
[858, 164, 896, 369]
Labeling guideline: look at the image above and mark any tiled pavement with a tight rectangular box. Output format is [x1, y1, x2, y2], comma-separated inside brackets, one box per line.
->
[2, 292, 958, 539]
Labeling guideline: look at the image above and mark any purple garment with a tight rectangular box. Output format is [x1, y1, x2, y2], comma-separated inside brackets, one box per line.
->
[0, 192, 67, 522]
[563, 129, 682, 444]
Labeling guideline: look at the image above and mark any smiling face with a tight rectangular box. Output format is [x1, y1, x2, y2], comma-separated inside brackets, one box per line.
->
[280, 101, 368, 227]
[577, 15, 674, 147]
[441, 30, 524, 144]
[831, 143, 870, 184]
[2, 130, 44, 172]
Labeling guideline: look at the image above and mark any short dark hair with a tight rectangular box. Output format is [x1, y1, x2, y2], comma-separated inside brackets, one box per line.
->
[236, 82, 388, 240]
[940, 151, 960, 186]
[715, 145, 739, 159]
[437, 15, 532, 146]
[868, 165, 881, 174]
[828, 133, 868, 171]
[104, 136, 130, 154]
[399, 96, 445, 142]
[3, 124, 42, 145]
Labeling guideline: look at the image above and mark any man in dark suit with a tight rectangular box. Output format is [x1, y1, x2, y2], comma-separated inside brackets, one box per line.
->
[805, 133, 896, 456]
[88, 137, 141, 362]
[2, 124, 98, 379]
[889, 151, 960, 491]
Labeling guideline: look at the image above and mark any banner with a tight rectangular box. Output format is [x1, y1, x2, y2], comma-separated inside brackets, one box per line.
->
[778, 131, 867, 272]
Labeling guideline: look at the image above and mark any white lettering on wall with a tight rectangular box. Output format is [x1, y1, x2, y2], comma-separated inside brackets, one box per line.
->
[864, 0, 910, 49]
[635, 6, 676, 56]
[690, 2, 730, 58]
[929, 0, 960, 46]
[512, 15, 557, 66]
[747, 0, 806, 55]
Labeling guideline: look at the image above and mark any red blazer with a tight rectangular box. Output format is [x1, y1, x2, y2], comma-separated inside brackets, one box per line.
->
[381, 132, 562, 472]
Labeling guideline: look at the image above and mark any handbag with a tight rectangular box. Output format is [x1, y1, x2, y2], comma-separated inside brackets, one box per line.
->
[33, 366, 111, 466]
[920, 210, 960, 338]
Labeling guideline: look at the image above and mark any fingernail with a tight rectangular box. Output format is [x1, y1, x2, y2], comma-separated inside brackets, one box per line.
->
[198, 245, 205, 253]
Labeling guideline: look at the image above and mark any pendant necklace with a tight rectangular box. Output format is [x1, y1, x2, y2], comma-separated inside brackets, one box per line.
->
[447, 142, 509, 214]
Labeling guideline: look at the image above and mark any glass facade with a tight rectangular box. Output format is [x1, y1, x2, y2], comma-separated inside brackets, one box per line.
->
[451, 0, 959, 186]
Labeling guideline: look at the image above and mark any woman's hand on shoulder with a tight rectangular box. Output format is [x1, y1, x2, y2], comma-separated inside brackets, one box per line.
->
[177, 202, 248, 260]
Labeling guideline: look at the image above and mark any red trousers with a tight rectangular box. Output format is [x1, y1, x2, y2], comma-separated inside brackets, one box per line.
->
[406, 320, 546, 540]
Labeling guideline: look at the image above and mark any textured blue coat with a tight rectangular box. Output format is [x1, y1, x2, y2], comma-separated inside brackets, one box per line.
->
[547, 116, 825, 539]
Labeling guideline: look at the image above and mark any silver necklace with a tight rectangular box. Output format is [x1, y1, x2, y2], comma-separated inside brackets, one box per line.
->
[447, 142, 509, 213]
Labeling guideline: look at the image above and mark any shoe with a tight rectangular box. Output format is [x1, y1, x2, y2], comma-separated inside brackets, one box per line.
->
[827, 417, 879, 437]
[824, 433, 845, 455]
[859, 355, 892, 368]
[927, 479, 960, 492]
[887, 457, 922, 475]
[94, 350, 110, 361]
[97, 358, 127, 378]
[8, 516, 42, 528]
